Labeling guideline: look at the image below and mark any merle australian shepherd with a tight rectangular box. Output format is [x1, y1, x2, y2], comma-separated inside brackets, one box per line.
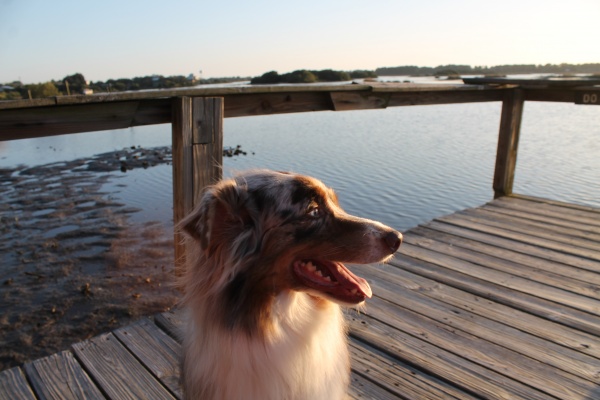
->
[179, 170, 402, 400]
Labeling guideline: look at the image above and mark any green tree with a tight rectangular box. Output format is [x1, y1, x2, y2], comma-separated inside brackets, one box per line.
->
[27, 82, 60, 98]
[0, 91, 22, 100]
[281, 70, 317, 83]
[251, 71, 281, 84]
[313, 69, 351, 82]
[59, 73, 86, 93]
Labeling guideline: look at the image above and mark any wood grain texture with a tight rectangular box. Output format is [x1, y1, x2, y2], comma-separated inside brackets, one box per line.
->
[493, 89, 524, 197]
[114, 318, 182, 398]
[349, 339, 476, 399]
[171, 97, 194, 274]
[24, 350, 104, 400]
[355, 263, 600, 385]
[0, 367, 36, 400]
[154, 310, 184, 342]
[347, 371, 401, 400]
[72, 332, 175, 400]
[348, 310, 552, 400]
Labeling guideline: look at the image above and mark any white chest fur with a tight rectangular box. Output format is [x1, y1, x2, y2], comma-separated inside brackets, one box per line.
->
[183, 292, 350, 400]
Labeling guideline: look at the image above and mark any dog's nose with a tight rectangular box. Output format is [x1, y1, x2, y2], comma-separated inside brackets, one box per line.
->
[384, 231, 403, 253]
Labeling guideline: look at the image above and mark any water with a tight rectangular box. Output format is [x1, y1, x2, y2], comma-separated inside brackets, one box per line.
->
[1, 82, 599, 233]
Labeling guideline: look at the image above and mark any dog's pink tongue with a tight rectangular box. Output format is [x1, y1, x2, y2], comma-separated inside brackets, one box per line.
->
[330, 262, 372, 300]
[293, 260, 372, 304]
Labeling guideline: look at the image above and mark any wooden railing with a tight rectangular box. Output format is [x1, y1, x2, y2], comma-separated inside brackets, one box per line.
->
[1, 80, 598, 262]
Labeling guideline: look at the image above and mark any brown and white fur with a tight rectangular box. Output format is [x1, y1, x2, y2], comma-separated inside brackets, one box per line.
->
[179, 170, 402, 400]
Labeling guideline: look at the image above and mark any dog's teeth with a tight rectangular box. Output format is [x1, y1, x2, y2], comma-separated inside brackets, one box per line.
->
[315, 270, 323, 277]
[306, 262, 317, 272]
[324, 276, 331, 282]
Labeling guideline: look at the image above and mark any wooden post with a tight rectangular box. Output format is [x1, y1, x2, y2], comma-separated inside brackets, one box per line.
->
[493, 89, 524, 198]
[171, 96, 224, 270]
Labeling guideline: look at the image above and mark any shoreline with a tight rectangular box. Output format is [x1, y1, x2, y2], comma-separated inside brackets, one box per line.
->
[0, 146, 179, 370]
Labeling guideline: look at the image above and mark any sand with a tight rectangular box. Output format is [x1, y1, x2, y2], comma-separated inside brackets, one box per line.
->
[0, 146, 179, 370]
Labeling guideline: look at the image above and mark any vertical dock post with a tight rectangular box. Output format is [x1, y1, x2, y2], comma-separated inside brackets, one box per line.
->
[171, 97, 224, 270]
[493, 88, 524, 198]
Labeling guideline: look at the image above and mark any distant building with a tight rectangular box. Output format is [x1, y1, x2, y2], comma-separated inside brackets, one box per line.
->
[82, 88, 94, 95]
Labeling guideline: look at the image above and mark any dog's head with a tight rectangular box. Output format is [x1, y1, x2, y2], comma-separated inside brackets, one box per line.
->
[181, 170, 402, 330]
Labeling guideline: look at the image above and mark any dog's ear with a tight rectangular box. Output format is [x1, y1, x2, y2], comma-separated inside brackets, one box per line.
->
[181, 179, 252, 254]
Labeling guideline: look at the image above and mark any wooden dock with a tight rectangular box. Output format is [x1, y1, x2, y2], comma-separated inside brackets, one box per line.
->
[1, 194, 599, 400]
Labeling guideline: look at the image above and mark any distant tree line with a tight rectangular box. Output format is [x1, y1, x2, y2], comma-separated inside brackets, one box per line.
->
[0, 73, 249, 100]
[376, 63, 600, 76]
[88, 75, 248, 93]
[250, 69, 377, 84]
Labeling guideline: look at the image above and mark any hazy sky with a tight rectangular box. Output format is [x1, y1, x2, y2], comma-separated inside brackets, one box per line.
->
[1, 0, 598, 83]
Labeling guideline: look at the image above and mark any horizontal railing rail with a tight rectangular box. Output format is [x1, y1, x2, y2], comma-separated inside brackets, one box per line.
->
[1, 81, 598, 263]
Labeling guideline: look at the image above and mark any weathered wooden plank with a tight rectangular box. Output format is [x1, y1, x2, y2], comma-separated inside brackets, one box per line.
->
[481, 202, 600, 239]
[130, 98, 172, 126]
[224, 91, 334, 117]
[1, 82, 498, 111]
[193, 97, 222, 145]
[493, 89, 524, 198]
[496, 196, 600, 225]
[0, 101, 141, 141]
[356, 263, 600, 384]
[348, 309, 554, 399]
[154, 310, 184, 342]
[524, 87, 600, 103]
[330, 88, 504, 111]
[330, 92, 389, 110]
[425, 219, 599, 272]
[363, 260, 600, 360]
[452, 206, 600, 252]
[389, 251, 600, 336]
[362, 295, 595, 399]
[72, 332, 175, 400]
[386, 88, 505, 106]
[436, 213, 600, 262]
[464, 77, 600, 88]
[347, 371, 399, 400]
[406, 228, 600, 292]
[456, 207, 600, 251]
[114, 318, 182, 399]
[171, 97, 194, 273]
[191, 97, 223, 203]
[24, 350, 104, 400]
[349, 339, 476, 399]
[0, 367, 36, 400]
[510, 193, 600, 215]
[400, 241, 600, 316]
[171, 97, 223, 272]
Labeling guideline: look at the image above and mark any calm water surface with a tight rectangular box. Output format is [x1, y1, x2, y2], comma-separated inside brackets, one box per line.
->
[1, 86, 598, 232]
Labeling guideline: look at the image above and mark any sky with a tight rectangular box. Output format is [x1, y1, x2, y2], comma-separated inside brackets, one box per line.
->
[1, 0, 599, 84]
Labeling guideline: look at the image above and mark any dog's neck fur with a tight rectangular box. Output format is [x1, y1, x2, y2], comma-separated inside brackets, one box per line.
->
[183, 290, 350, 400]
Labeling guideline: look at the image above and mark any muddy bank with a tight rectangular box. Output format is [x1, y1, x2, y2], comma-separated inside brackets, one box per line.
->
[0, 146, 180, 370]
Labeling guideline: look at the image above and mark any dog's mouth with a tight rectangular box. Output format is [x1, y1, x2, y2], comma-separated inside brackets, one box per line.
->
[292, 259, 372, 304]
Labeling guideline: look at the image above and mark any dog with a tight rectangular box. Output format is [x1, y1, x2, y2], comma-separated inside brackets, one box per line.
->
[179, 170, 402, 400]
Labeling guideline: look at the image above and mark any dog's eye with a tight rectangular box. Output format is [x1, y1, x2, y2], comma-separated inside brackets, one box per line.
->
[306, 204, 320, 218]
